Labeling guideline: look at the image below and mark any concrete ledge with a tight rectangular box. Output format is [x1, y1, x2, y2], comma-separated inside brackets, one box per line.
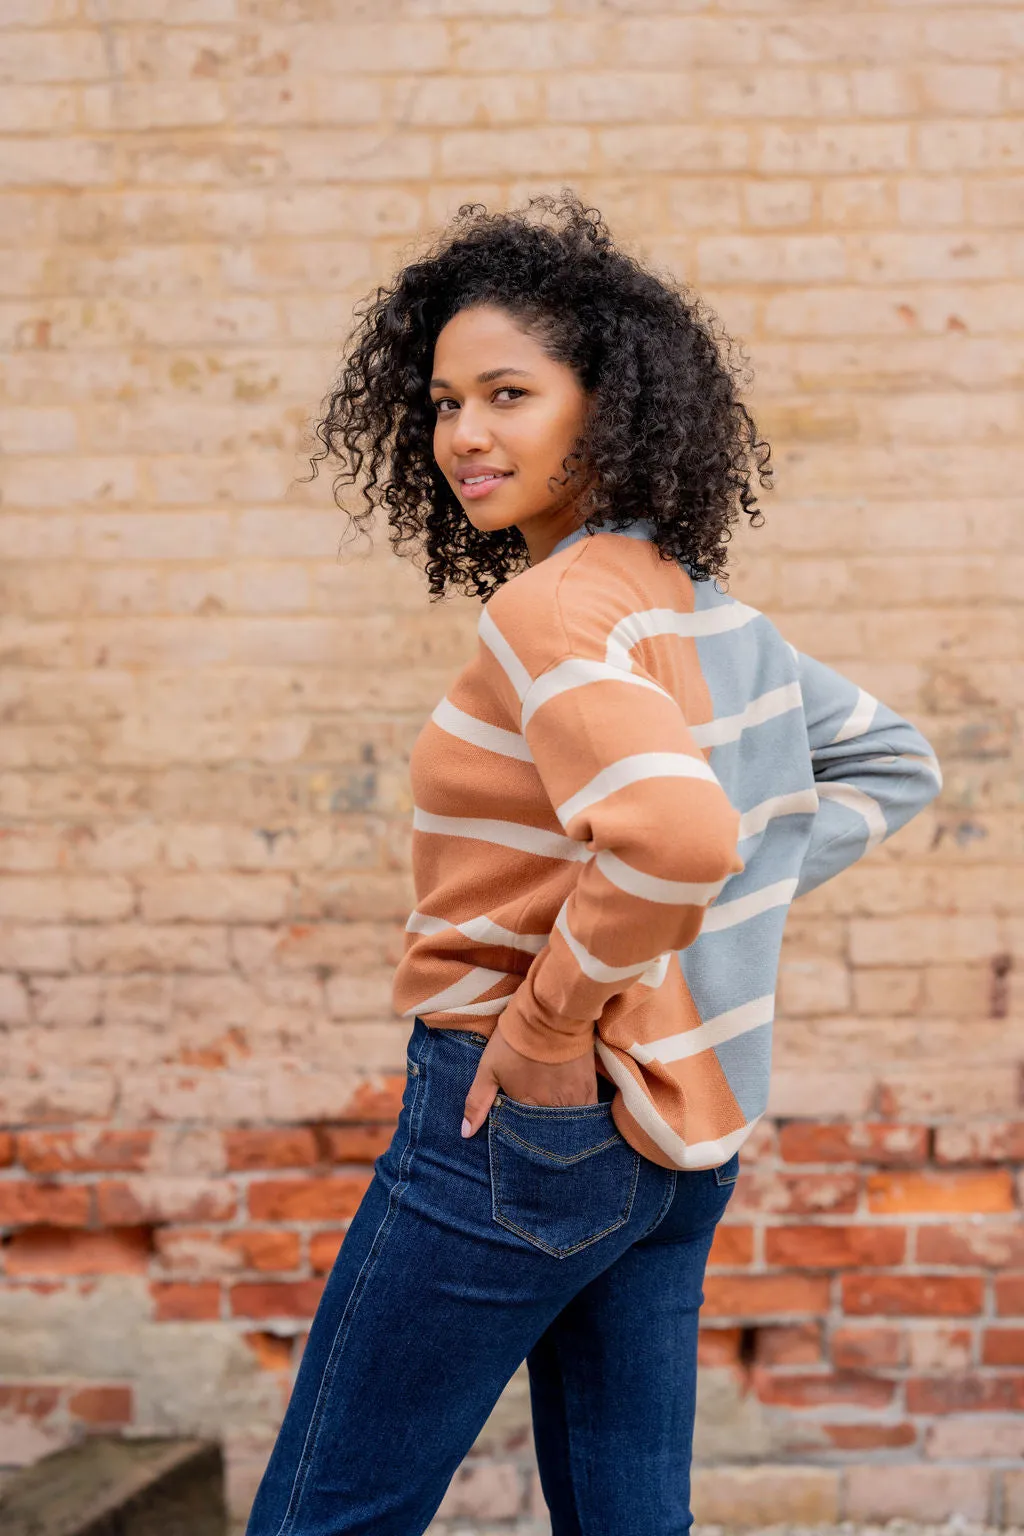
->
[0, 1435, 226, 1536]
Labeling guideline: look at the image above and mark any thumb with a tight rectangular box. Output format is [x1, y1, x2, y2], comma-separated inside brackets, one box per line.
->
[462, 1064, 499, 1139]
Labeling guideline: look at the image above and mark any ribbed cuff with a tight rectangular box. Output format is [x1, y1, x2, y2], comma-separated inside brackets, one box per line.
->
[497, 1003, 596, 1065]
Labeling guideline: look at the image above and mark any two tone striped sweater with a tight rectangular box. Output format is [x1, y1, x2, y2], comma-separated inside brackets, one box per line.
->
[392, 520, 943, 1171]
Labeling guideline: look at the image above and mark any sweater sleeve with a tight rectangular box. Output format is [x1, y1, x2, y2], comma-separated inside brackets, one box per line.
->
[794, 650, 943, 899]
[484, 629, 745, 1065]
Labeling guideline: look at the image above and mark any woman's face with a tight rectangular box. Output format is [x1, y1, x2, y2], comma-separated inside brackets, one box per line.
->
[429, 303, 591, 563]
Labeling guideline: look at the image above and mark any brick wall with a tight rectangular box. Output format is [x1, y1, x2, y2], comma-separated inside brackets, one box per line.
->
[1, 1, 1022, 1529]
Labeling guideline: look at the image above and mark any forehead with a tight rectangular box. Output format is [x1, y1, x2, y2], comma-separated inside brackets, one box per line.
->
[431, 304, 548, 371]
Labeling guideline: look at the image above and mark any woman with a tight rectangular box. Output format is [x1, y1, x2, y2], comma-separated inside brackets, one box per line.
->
[246, 192, 941, 1536]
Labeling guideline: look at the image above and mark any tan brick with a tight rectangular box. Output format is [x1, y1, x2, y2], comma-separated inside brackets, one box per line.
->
[692, 1466, 839, 1525]
[1004, 1469, 1024, 1524]
[926, 1416, 1024, 1463]
[844, 1464, 992, 1522]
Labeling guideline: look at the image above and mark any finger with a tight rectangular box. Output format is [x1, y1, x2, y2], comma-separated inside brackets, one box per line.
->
[462, 1067, 498, 1138]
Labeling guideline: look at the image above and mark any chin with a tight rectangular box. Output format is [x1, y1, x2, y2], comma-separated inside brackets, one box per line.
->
[462, 504, 522, 535]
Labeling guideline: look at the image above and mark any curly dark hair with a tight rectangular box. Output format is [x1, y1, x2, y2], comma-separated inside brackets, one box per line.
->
[310, 189, 772, 602]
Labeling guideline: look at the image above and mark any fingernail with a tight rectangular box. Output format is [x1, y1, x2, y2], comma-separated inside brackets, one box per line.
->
[461, 1117, 472, 1138]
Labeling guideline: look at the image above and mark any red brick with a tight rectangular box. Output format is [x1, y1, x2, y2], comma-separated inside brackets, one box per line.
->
[16, 1130, 152, 1175]
[153, 1226, 301, 1275]
[317, 1125, 393, 1162]
[754, 1369, 895, 1410]
[778, 1122, 928, 1166]
[983, 1329, 1024, 1366]
[708, 1224, 754, 1266]
[150, 1282, 221, 1322]
[4, 1227, 152, 1275]
[867, 1169, 1015, 1215]
[230, 1281, 325, 1320]
[243, 1331, 294, 1372]
[698, 1327, 742, 1367]
[917, 1221, 1024, 1269]
[67, 1385, 133, 1426]
[309, 1229, 345, 1274]
[95, 1178, 237, 1225]
[0, 1181, 91, 1228]
[996, 1276, 1024, 1316]
[842, 1275, 984, 1317]
[703, 1275, 832, 1319]
[0, 1384, 60, 1419]
[765, 1225, 906, 1269]
[831, 1325, 906, 1370]
[908, 1374, 1024, 1414]
[0, 1133, 15, 1167]
[247, 1176, 370, 1222]
[754, 1322, 823, 1366]
[731, 1170, 860, 1216]
[934, 1122, 1024, 1165]
[336, 1078, 405, 1121]
[823, 1423, 917, 1451]
[224, 1128, 319, 1171]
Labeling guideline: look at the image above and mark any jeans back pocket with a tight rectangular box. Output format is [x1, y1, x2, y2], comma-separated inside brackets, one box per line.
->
[488, 1097, 641, 1259]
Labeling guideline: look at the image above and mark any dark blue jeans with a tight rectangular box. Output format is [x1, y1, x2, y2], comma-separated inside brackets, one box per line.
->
[246, 1016, 739, 1536]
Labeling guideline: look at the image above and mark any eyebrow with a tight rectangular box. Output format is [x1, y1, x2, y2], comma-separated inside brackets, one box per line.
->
[429, 367, 534, 390]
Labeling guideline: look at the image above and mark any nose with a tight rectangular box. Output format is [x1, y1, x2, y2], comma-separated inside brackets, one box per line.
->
[449, 400, 492, 456]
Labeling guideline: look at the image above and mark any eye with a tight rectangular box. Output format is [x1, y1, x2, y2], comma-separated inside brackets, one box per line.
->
[495, 387, 526, 402]
[432, 397, 458, 414]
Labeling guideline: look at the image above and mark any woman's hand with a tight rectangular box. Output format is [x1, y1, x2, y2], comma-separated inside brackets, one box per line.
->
[461, 1024, 598, 1138]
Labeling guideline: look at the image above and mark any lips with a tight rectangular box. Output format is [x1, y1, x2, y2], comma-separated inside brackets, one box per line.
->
[456, 468, 513, 484]
[456, 467, 514, 501]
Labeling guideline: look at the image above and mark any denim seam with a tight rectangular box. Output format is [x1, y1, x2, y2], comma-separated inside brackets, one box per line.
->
[269, 1039, 429, 1536]
[495, 1101, 613, 1122]
[636, 1168, 679, 1242]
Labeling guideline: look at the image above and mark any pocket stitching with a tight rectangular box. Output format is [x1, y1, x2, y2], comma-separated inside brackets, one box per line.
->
[489, 1127, 641, 1259]
[495, 1122, 623, 1166]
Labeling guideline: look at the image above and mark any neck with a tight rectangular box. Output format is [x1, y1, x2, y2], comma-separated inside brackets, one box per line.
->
[518, 507, 589, 566]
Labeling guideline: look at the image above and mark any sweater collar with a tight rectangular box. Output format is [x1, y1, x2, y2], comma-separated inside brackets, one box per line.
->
[545, 516, 656, 562]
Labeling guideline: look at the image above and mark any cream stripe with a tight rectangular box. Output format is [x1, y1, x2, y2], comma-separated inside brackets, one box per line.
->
[459, 915, 548, 954]
[689, 682, 803, 748]
[638, 951, 673, 988]
[631, 992, 775, 1065]
[595, 849, 728, 907]
[406, 965, 510, 1017]
[829, 687, 878, 744]
[405, 909, 547, 955]
[556, 751, 719, 827]
[553, 902, 661, 985]
[522, 658, 670, 730]
[594, 1040, 760, 1168]
[738, 788, 819, 840]
[816, 782, 888, 850]
[406, 910, 451, 936]
[478, 607, 531, 701]
[432, 698, 533, 762]
[413, 806, 590, 863]
[701, 877, 799, 934]
[449, 995, 516, 1017]
[605, 601, 761, 669]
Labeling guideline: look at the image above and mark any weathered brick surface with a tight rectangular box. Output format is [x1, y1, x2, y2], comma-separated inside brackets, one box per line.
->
[0, 2, 1021, 1531]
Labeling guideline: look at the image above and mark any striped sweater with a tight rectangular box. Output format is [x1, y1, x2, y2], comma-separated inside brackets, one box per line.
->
[392, 520, 943, 1172]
